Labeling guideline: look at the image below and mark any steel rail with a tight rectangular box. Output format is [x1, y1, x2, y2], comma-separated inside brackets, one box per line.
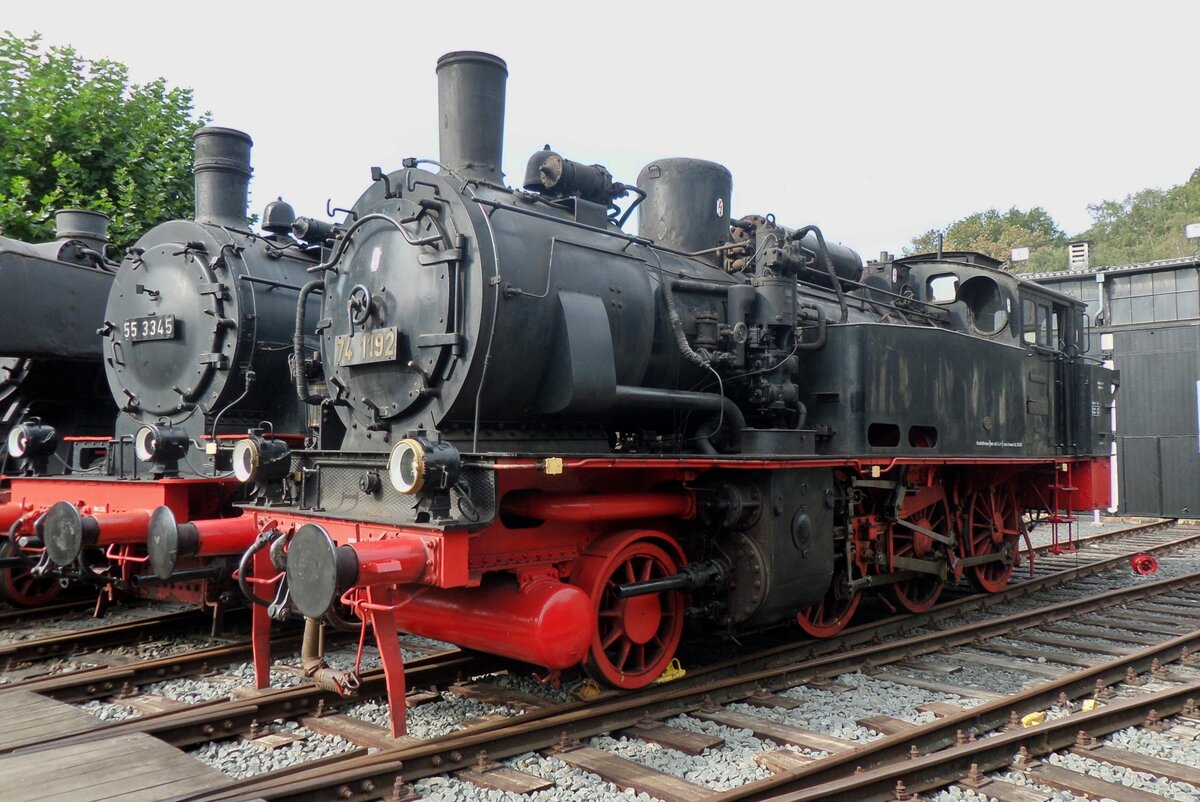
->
[0, 599, 92, 625]
[0, 609, 211, 665]
[731, 643, 1200, 801]
[178, 568, 1200, 802]
[4, 648, 487, 756]
[0, 633, 308, 702]
[749, 680, 1200, 801]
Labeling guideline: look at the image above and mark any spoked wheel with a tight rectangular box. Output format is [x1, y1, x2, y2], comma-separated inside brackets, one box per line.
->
[964, 483, 1023, 592]
[574, 537, 686, 689]
[889, 497, 949, 614]
[0, 540, 61, 607]
[796, 570, 861, 638]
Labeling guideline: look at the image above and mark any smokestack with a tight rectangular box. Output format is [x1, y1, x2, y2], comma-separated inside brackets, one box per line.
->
[53, 209, 109, 252]
[436, 52, 507, 181]
[192, 127, 253, 227]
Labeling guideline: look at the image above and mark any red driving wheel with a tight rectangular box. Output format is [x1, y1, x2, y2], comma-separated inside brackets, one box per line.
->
[963, 483, 1022, 593]
[573, 534, 685, 689]
[796, 571, 861, 638]
[889, 498, 949, 613]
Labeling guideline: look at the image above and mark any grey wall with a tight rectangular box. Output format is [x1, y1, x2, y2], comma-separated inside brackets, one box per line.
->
[1038, 260, 1200, 518]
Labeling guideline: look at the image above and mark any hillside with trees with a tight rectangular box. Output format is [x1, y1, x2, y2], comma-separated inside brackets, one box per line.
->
[0, 32, 209, 251]
[906, 167, 1200, 273]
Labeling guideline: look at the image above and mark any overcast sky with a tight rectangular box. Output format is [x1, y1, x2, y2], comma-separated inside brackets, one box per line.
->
[6, 1, 1199, 258]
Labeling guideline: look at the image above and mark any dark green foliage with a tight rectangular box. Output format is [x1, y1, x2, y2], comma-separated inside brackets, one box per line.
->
[0, 32, 210, 252]
[906, 168, 1200, 273]
[907, 207, 1067, 272]
[1083, 168, 1200, 267]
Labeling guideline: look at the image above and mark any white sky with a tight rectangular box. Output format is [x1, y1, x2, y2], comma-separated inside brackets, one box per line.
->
[5, 1, 1199, 258]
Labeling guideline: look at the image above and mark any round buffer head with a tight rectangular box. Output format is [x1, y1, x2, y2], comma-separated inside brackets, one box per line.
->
[43, 501, 86, 566]
[147, 506, 180, 580]
[286, 524, 345, 620]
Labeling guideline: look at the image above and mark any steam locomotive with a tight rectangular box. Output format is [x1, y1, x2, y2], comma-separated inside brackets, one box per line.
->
[0, 51, 1113, 737]
[0, 129, 327, 618]
[199, 52, 1111, 735]
[0, 211, 118, 604]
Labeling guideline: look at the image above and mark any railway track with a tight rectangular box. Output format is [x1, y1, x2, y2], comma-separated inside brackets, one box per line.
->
[2, 518, 1197, 801]
[172, 565, 1200, 802]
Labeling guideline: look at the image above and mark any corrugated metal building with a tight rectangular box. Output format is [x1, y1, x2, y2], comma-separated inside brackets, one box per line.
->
[1032, 255, 1200, 517]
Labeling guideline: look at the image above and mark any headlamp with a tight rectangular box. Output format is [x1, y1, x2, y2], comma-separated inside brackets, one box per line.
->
[7, 420, 57, 459]
[387, 436, 460, 495]
[231, 434, 291, 484]
[134, 424, 190, 463]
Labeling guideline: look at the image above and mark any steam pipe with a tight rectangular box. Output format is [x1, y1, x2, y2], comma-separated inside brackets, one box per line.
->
[660, 272, 712, 367]
[789, 225, 848, 323]
[294, 279, 324, 404]
[795, 303, 827, 350]
[613, 385, 744, 453]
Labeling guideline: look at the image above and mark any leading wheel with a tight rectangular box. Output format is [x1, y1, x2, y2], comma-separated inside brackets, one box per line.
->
[0, 540, 61, 607]
[889, 497, 949, 614]
[964, 483, 1022, 593]
[796, 570, 861, 638]
[574, 538, 685, 689]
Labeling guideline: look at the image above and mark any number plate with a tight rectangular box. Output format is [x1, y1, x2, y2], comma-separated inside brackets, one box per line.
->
[123, 315, 177, 342]
[336, 327, 399, 366]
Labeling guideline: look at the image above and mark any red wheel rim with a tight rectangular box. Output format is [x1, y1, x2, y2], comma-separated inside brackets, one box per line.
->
[890, 499, 948, 613]
[577, 540, 685, 689]
[0, 540, 61, 607]
[796, 575, 861, 638]
[964, 484, 1021, 593]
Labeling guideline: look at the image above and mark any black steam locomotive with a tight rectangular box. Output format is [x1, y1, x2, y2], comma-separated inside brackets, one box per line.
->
[185, 52, 1113, 735]
[0, 129, 328, 616]
[0, 212, 118, 604]
[0, 51, 1114, 738]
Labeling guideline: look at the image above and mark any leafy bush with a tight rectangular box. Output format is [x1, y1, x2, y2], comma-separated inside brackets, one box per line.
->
[0, 31, 210, 252]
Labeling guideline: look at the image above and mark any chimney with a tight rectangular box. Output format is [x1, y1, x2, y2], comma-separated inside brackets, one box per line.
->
[435, 52, 507, 181]
[192, 127, 253, 227]
[1068, 240, 1091, 270]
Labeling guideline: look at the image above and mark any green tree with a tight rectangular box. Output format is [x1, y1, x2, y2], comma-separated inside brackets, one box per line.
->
[0, 32, 210, 252]
[1083, 168, 1200, 267]
[906, 206, 1067, 272]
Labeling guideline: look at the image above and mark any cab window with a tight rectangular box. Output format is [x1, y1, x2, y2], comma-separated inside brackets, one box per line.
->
[927, 274, 959, 303]
[1022, 297, 1054, 348]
